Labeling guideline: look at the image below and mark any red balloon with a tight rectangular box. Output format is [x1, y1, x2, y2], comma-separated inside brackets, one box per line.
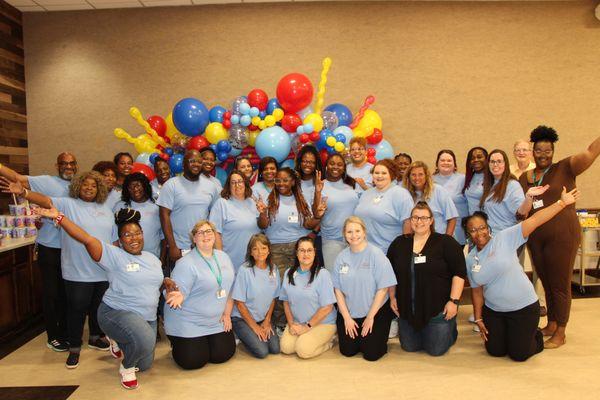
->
[247, 89, 269, 111]
[367, 156, 377, 164]
[223, 111, 231, 120]
[130, 162, 156, 181]
[281, 113, 302, 133]
[159, 153, 170, 161]
[222, 119, 232, 129]
[248, 124, 259, 131]
[147, 116, 167, 137]
[187, 135, 210, 151]
[299, 133, 310, 144]
[276, 73, 314, 113]
[309, 131, 320, 142]
[367, 128, 383, 145]
[319, 149, 329, 166]
[366, 148, 376, 157]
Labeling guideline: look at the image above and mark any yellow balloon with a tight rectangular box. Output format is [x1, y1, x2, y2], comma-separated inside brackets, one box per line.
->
[303, 113, 324, 133]
[355, 110, 382, 137]
[135, 134, 159, 154]
[258, 121, 266, 130]
[272, 108, 284, 121]
[352, 128, 366, 138]
[251, 116, 261, 126]
[205, 122, 229, 144]
[334, 142, 345, 152]
[165, 113, 181, 140]
[247, 130, 259, 147]
[265, 115, 276, 127]
[326, 136, 336, 147]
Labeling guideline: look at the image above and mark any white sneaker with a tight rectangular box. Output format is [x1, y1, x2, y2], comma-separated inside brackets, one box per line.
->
[235, 338, 240, 346]
[468, 314, 475, 323]
[472, 324, 480, 333]
[388, 319, 399, 338]
[119, 363, 139, 390]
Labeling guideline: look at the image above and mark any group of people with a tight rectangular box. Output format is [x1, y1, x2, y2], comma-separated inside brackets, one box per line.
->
[0, 125, 598, 390]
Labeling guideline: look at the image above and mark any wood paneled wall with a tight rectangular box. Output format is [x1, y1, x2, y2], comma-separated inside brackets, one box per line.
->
[0, 0, 25, 213]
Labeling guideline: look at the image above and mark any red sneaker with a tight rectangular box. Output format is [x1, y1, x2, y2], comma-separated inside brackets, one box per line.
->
[109, 339, 122, 359]
[119, 363, 139, 390]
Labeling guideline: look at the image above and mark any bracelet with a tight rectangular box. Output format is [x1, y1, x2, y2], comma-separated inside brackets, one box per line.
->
[306, 322, 312, 328]
[556, 199, 565, 208]
[474, 319, 483, 323]
[54, 213, 65, 227]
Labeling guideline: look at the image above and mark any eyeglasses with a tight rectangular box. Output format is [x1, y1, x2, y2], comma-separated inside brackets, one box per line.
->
[489, 160, 505, 165]
[468, 225, 488, 234]
[297, 248, 315, 254]
[274, 178, 292, 184]
[533, 150, 553, 156]
[58, 161, 77, 167]
[230, 180, 245, 186]
[410, 216, 432, 222]
[187, 158, 202, 164]
[301, 160, 316, 166]
[122, 231, 143, 239]
[195, 228, 214, 236]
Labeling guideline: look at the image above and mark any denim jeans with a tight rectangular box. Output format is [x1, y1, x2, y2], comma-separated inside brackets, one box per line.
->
[398, 312, 458, 356]
[97, 302, 157, 370]
[321, 239, 347, 273]
[232, 317, 280, 359]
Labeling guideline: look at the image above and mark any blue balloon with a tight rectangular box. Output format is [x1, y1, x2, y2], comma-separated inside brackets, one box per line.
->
[304, 123, 313, 133]
[164, 147, 174, 156]
[266, 98, 280, 114]
[239, 103, 251, 115]
[229, 147, 243, 157]
[169, 153, 184, 174]
[249, 107, 260, 118]
[209, 144, 218, 152]
[217, 151, 229, 162]
[296, 126, 305, 135]
[216, 140, 232, 153]
[324, 103, 353, 127]
[149, 153, 160, 165]
[240, 115, 251, 127]
[327, 146, 336, 154]
[215, 167, 228, 186]
[259, 111, 267, 119]
[255, 126, 291, 163]
[370, 139, 395, 161]
[231, 115, 240, 125]
[172, 98, 210, 137]
[209, 106, 226, 123]
[279, 159, 295, 169]
[335, 134, 346, 144]
[322, 129, 334, 138]
[333, 126, 353, 144]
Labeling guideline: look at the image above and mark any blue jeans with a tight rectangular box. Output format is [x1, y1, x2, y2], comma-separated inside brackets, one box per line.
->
[97, 302, 157, 370]
[232, 317, 280, 359]
[398, 313, 458, 356]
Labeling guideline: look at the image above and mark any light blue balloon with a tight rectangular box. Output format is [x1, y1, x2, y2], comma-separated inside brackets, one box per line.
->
[280, 159, 295, 169]
[135, 152, 152, 166]
[255, 126, 292, 163]
[230, 115, 240, 125]
[370, 139, 395, 161]
[249, 107, 260, 117]
[333, 126, 354, 145]
[215, 167, 228, 186]
[298, 105, 313, 120]
[296, 126, 305, 135]
[239, 103, 251, 115]
[303, 123, 313, 133]
[229, 147, 243, 157]
[240, 115, 251, 127]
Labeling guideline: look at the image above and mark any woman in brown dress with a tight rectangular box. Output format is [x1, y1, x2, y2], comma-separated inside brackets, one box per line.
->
[519, 126, 600, 349]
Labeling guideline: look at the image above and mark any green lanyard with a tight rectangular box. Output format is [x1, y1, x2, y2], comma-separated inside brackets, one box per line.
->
[197, 249, 223, 289]
[532, 166, 550, 187]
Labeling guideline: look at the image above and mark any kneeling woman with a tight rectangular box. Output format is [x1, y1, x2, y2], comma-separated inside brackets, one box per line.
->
[164, 220, 236, 370]
[231, 234, 281, 359]
[279, 237, 337, 359]
[387, 202, 466, 356]
[333, 217, 397, 361]
[36, 207, 176, 389]
[465, 187, 579, 361]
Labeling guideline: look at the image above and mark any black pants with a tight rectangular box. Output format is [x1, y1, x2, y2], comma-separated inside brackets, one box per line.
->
[168, 331, 236, 370]
[483, 301, 543, 362]
[64, 280, 109, 349]
[336, 302, 394, 361]
[38, 244, 68, 342]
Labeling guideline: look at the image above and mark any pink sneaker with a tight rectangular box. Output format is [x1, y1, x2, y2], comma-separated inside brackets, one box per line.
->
[119, 363, 139, 390]
[110, 340, 122, 359]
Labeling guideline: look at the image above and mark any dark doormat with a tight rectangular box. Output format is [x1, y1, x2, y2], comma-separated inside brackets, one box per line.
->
[0, 386, 78, 400]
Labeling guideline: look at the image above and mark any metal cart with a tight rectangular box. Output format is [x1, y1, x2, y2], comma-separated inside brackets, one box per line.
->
[572, 226, 600, 294]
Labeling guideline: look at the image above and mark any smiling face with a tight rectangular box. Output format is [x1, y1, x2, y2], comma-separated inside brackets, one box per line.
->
[437, 153, 456, 175]
[533, 141, 554, 170]
[56, 153, 78, 180]
[201, 150, 216, 174]
[344, 222, 366, 247]
[229, 173, 246, 199]
[236, 159, 253, 179]
[409, 167, 427, 191]
[127, 179, 148, 203]
[372, 165, 392, 189]
[275, 170, 294, 196]
[296, 240, 316, 268]
[513, 141, 532, 164]
[117, 155, 133, 177]
[470, 149, 487, 173]
[349, 142, 366, 163]
[154, 160, 171, 184]
[102, 169, 117, 191]
[395, 156, 411, 177]
[184, 150, 202, 178]
[326, 155, 345, 181]
[193, 223, 216, 251]
[250, 241, 270, 266]
[466, 216, 491, 249]
[79, 177, 98, 202]
[262, 162, 277, 183]
[488, 152, 506, 179]
[410, 207, 434, 235]
[300, 152, 317, 178]
[119, 223, 144, 255]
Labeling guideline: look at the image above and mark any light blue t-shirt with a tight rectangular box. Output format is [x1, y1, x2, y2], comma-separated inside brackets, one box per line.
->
[433, 173, 469, 244]
[413, 184, 459, 235]
[231, 263, 280, 321]
[320, 180, 359, 241]
[99, 242, 164, 321]
[113, 200, 162, 258]
[482, 180, 525, 233]
[164, 249, 235, 338]
[206, 174, 223, 192]
[279, 267, 337, 325]
[354, 185, 413, 254]
[156, 175, 219, 250]
[331, 243, 397, 318]
[209, 197, 260, 271]
[466, 223, 537, 312]
[151, 180, 163, 201]
[251, 182, 272, 203]
[464, 172, 484, 215]
[346, 162, 373, 194]
[264, 195, 311, 244]
[52, 197, 114, 282]
[29, 175, 70, 248]
[301, 178, 315, 206]
[105, 189, 123, 211]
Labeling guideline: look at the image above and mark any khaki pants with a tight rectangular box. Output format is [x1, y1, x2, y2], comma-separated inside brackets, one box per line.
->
[270, 242, 297, 328]
[280, 324, 336, 359]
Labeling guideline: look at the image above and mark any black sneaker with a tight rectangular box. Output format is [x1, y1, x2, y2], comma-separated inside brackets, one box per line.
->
[88, 337, 110, 351]
[47, 339, 69, 352]
[66, 352, 79, 369]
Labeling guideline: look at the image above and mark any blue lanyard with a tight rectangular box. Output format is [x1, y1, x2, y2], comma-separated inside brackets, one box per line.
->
[197, 249, 223, 289]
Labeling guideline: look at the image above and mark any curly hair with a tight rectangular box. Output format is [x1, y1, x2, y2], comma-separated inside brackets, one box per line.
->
[114, 207, 142, 237]
[69, 171, 109, 204]
[113, 152, 133, 167]
[530, 125, 559, 144]
[267, 167, 312, 226]
[92, 161, 118, 176]
[403, 161, 434, 201]
[122, 172, 154, 205]
[374, 159, 402, 182]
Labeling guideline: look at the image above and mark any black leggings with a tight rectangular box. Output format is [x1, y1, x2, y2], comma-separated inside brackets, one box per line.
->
[483, 301, 543, 362]
[64, 280, 109, 349]
[38, 245, 68, 342]
[336, 302, 394, 361]
[168, 331, 236, 370]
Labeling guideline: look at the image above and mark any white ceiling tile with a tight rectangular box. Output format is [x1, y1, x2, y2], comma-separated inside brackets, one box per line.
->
[44, 3, 95, 9]
[141, 0, 191, 6]
[34, 0, 88, 5]
[15, 4, 47, 11]
[93, 1, 143, 7]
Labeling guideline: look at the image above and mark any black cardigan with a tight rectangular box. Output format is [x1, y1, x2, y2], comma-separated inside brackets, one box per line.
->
[387, 233, 466, 330]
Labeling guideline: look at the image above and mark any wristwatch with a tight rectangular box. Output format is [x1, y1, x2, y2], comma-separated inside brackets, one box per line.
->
[449, 298, 459, 305]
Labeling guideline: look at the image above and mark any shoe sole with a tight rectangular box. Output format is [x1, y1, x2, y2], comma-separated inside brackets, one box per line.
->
[47, 343, 68, 352]
[121, 382, 138, 390]
[88, 344, 110, 351]
[65, 363, 79, 369]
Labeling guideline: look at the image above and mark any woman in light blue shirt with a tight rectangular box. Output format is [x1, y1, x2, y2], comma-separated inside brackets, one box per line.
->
[251, 156, 278, 202]
[313, 153, 359, 272]
[231, 234, 280, 358]
[279, 237, 337, 359]
[465, 186, 579, 361]
[463, 147, 488, 216]
[295, 145, 323, 203]
[333, 216, 397, 361]
[164, 220, 236, 370]
[210, 170, 260, 271]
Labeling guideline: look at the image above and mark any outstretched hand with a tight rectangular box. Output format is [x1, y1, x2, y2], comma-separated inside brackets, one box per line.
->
[560, 186, 580, 206]
[526, 184, 549, 198]
[34, 206, 59, 220]
[0, 177, 24, 195]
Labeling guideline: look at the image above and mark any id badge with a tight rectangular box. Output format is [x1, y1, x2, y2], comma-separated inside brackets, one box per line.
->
[181, 249, 191, 257]
[414, 255, 426, 264]
[288, 213, 299, 224]
[126, 262, 141, 272]
[472, 264, 482, 273]
[340, 264, 349, 274]
[216, 289, 226, 299]
[373, 195, 383, 204]
[532, 199, 544, 209]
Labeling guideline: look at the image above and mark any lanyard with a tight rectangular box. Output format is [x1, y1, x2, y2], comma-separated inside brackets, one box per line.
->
[532, 167, 550, 187]
[197, 249, 223, 289]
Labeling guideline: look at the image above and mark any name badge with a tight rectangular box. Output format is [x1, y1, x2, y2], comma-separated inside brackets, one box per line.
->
[339, 264, 349, 274]
[216, 289, 226, 299]
[181, 249, 191, 257]
[126, 262, 141, 272]
[288, 213, 299, 223]
[532, 199, 544, 209]
[414, 255, 426, 264]
[472, 264, 482, 273]
[373, 195, 383, 204]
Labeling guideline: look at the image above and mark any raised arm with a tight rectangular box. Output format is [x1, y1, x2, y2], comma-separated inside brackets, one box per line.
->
[521, 187, 579, 238]
[0, 163, 30, 188]
[0, 177, 52, 208]
[517, 185, 550, 217]
[570, 135, 600, 176]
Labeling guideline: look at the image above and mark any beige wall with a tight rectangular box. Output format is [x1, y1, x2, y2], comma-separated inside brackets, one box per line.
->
[23, 1, 600, 206]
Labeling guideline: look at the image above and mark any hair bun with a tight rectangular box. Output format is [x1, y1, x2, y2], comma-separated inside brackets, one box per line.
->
[530, 125, 559, 143]
[114, 208, 141, 225]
